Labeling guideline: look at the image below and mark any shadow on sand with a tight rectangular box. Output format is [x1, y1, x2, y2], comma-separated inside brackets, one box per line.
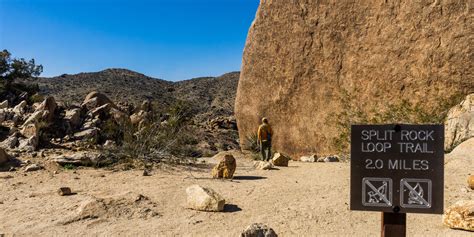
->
[224, 204, 242, 213]
[232, 175, 267, 180]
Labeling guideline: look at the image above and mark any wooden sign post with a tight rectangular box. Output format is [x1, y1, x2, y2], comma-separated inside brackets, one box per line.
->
[350, 124, 444, 236]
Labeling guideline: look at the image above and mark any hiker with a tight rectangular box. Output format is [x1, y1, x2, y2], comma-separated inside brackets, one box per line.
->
[258, 117, 273, 161]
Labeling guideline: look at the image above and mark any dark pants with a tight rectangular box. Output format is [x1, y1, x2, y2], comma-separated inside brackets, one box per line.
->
[260, 141, 272, 161]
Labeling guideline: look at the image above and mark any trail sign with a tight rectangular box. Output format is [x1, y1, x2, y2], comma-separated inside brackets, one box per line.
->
[350, 124, 444, 214]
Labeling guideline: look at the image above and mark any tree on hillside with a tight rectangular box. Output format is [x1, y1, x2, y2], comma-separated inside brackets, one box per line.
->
[0, 49, 43, 87]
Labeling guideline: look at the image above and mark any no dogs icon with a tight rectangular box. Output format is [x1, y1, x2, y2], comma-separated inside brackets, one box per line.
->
[362, 177, 393, 207]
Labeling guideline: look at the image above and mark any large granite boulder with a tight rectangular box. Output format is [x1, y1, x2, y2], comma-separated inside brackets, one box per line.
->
[235, 0, 473, 157]
[445, 94, 474, 151]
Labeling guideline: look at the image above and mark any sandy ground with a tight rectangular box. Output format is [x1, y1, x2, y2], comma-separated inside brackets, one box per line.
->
[0, 140, 473, 236]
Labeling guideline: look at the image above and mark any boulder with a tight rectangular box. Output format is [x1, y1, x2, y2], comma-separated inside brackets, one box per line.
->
[0, 148, 10, 166]
[18, 136, 39, 152]
[52, 152, 111, 166]
[185, 185, 225, 212]
[253, 161, 273, 170]
[468, 175, 474, 190]
[272, 153, 290, 167]
[0, 135, 18, 149]
[235, 1, 472, 158]
[74, 128, 99, 141]
[300, 155, 317, 162]
[82, 91, 116, 110]
[23, 110, 48, 126]
[211, 153, 236, 179]
[21, 123, 38, 139]
[88, 103, 111, 118]
[37, 96, 57, 122]
[0, 100, 8, 109]
[443, 200, 474, 231]
[24, 163, 42, 172]
[445, 94, 474, 151]
[12, 100, 27, 115]
[130, 110, 148, 126]
[65, 108, 82, 128]
[317, 155, 340, 163]
[241, 223, 278, 237]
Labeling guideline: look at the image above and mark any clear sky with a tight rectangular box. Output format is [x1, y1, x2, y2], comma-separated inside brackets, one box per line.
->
[0, 0, 259, 81]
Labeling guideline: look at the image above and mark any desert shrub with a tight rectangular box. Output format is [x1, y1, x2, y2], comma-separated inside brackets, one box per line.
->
[29, 93, 44, 103]
[245, 132, 260, 153]
[104, 100, 198, 165]
[329, 89, 466, 154]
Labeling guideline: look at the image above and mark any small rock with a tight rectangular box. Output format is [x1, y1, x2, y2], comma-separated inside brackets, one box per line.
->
[211, 153, 236, 179]
[52, 152, 111, 166]
[241, 223, 278, 237]
[143, 169, 151, 176]
[24, 164, 42, 172]
[317, 155, 340, 162]
[103, 140, 116, 148]
[74, 128, 100, 141]
[272, 153, 290, 167]
[443, 200, 474, 231]
[186, 185, 225, 212]
[253, 161, 273, 170]
[300, 154, 317, 162]
[58, 187, 73, 196]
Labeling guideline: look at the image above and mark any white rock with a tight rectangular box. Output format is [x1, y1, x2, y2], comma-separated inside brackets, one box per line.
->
[253, 161, 273, 170]
[185, 185, 225, 212]
[24, 163, 42, 172]
[12, 100, 27, 115]
[300, 155, 317, 162]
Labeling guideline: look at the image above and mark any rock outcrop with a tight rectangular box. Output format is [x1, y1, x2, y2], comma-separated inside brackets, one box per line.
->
[235, 0, 473, 157]
[445, 94, 474, 151]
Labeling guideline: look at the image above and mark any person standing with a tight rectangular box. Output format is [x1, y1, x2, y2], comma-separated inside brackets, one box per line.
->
[258, 117, 273, 161]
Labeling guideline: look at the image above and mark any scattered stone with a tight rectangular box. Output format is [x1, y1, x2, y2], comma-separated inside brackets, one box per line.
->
[445, 94, 474, 151]
[300, 154, 317, 162]
[272, 153, 290, 167]
[468, 175, 474, 190]
[211, 153, 236, 179]
[143, 169, 151, 176]
[65, 108, 82, 128]
[58, 187, 73, 196]
[443, 200, 474, 231]
[317, 155, 340, 163]
[12, 100, 27, 115]
[82, 91, 116, 110]
[24, 164, 42, 172]
[74, 128, 99, 140]
[18, 136, 39, 152]
[52, 152, 111, 166]
[253, 161, 273, 170]
[186, 185, 225, 212]
[0, 135, 18, 149]
[0, 148, 10, 166]
[0, 100, 8, 109]
[241, 223, 278, 237]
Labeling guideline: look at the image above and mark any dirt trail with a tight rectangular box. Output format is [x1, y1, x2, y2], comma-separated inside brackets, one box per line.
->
[0, 142, 472, 236]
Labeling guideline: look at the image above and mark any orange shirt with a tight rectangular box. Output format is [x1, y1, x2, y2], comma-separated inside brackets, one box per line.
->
[258, 123, 273, 142]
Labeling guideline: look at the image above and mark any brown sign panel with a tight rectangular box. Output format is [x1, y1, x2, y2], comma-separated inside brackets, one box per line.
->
[350, 124, 444, 214]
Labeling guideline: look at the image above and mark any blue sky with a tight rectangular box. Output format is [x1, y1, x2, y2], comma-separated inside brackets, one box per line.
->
[0, 0, 259, 81]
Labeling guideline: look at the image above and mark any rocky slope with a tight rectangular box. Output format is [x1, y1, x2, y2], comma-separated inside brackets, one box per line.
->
[235, 0, 473, 158]
[22, 69, 240, 120]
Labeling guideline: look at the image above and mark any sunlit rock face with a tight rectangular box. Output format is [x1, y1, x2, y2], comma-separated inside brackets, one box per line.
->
[235, 0, 473, 157]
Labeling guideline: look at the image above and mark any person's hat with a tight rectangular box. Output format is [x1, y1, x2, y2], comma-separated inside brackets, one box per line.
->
[262, 117, 268, 123]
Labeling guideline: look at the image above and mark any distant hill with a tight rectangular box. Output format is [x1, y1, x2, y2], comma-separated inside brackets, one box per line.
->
[21, 69, 240, 119]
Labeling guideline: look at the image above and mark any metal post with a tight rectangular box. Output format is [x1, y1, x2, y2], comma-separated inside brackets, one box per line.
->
[381, 212, 406, 237]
